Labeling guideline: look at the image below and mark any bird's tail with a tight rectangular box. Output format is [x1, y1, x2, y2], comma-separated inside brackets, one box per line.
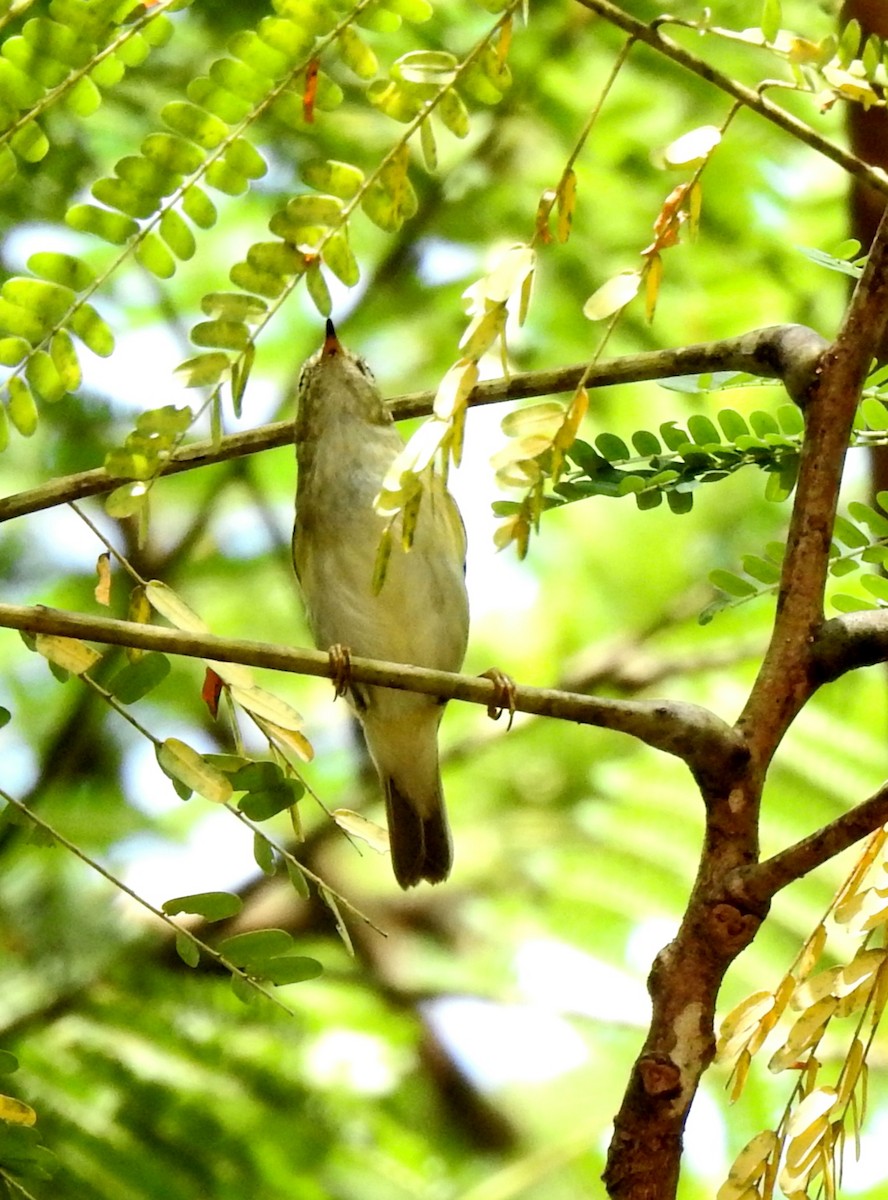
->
[384, 776, 452, 888]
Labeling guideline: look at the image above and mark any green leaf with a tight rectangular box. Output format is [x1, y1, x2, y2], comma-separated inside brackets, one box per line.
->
[849, 500, 888, 538]
[393, 49, 458, 85]
[104, 482, 149, 519]
[832, 593, 877, 614]
[181, 185, 217, 229]
[229, 29, 290, 79]
[175, 930, 201, 967]
[686, 414, 720, 445]
[0, 337, 30, 366]
[159, 208, 196, 259]
[833, 514, 869, 549]
[0, 58, 42, 108]
[0, 1051, 19, 1074]
[594, 433, 629, 461]
[305, 263, 331, 317]
[717, 408, 749, 440]
[0, 707, 10, 730]
[191, 319, 250, 351]
[219, 928, 293, 967]
[300, 158, 364, 199]
[163, 891, 243, 920]
[161, 100, 229, 148]
[760, 0, 781, 43]
[66, 202, 139, 245]
[286, 859, 310, 899]
[11, 120, 49, 163]
[50, 330, 82, 390]
[420, 117, 437, 170]
[27, 251, 96, 290]
[237, 779, 303, 821]
[710, 569, 758, 598]
[338, 26, 378, 78]
[630, 429, 661, 456]
[253, 830, 276, 876]
[175, 351, 231, 388]
[157, 738, 234, 803]
[246, 241, 306, 276]
[0, 297, 46, 342]
[7, 377, 38, 436]
[660, 421, 690, 451]
[230, 972, 256, 1004]
[259, 956, 323, 985]
[741, 554, 781, 585]
[69, 303, 115, 356]
[861, 574, 888, 602]
[3, 277, 75, 324]
[225, 137, 267, 180]
[25, 350, 66, 404]
[201, 292, 268, 321]
[438, 87, 470, 137]
[205, 159, 248, 196]
[776, 403, 804, 435]
[92, 175, 159, 219]
[322, 231, 360, 287]
[136, 232, 177, 278]
[107, 652, 171, 703]
[141, 131, 205, 175]
[66, 74, 102, 116]
[230, 261, 286, 299]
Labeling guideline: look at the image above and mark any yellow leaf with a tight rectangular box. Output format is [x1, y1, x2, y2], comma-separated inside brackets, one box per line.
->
[229, 684, 303, 732]
[146, 580, 209, 633]
[256, 718, 314, 763]
[158, 738, 233, 803]
[556, 169, 576, 243]
[459, 303, 506, 359]
[333, 808, 389, 853]
[0, 1094, 36, 1125]
[433, 359, 478, 421]
[501, 400, 565, 440]
[583, 270, 641, 320]
[717, 990, 775, 1056]
[662, 124, 722, 167]
[645, 253, 663, 322]
[720, 1129, 778, 1190]
[95, 552, 112, 606]
[34, 633, 102, 675]
[483, 243, 535, 304]
[786, 1087, 837, 1139]
[795, 923, 828, 981]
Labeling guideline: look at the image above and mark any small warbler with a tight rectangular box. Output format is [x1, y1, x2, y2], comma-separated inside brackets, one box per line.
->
[293, 320, 469, 887]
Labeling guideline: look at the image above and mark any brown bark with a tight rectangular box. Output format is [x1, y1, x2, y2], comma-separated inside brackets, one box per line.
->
[603, 207, 888, 1200]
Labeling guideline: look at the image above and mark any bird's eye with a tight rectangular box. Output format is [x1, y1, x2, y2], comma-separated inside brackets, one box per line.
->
[354, 356, 375, 381]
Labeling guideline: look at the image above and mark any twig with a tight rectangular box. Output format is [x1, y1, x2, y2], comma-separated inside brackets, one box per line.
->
[0, 325, 827, 523]
[574, 0, 888, 199]
[732, 782, 888, 906]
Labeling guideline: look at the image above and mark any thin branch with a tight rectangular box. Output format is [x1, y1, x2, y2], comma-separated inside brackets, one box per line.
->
[0, 601, 743, 779]
[0, 787, 295, 1015]
[731, 782, 888, 905]
[0, 324, 826, 523]
[574, 0, 888, 200]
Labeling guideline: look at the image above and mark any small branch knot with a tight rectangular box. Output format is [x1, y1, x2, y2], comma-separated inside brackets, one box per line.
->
[638, 1055, 682, 1099]
[708, 903, 759, 953]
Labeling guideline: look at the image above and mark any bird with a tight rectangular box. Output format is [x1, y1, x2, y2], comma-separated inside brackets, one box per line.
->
[293, 319, 469, 887]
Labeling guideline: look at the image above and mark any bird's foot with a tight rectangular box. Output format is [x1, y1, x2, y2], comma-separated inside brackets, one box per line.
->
[481, 667, 517, 730]
[327, 643, 352, 699]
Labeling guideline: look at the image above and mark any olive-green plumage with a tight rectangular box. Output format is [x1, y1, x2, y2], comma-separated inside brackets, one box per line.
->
[293, 321, 469, 887]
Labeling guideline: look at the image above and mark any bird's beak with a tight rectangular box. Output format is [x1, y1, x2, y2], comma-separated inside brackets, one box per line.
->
[322, 317, 340, 358]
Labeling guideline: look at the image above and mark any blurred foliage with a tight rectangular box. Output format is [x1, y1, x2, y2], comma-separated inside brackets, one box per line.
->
[1, 1, 887, 1198]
